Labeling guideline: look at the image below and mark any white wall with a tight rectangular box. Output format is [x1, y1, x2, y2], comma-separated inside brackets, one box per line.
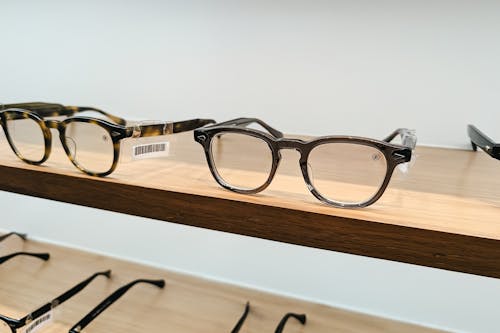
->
[1, 1, 500, 332]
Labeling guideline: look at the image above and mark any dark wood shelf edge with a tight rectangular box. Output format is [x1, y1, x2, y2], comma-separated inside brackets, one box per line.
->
[2, 164, 499, 279]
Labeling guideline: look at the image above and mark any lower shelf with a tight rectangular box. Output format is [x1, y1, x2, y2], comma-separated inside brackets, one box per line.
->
[0, 238, 445, 333]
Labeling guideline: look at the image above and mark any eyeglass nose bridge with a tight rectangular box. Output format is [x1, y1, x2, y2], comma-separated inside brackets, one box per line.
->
[44, 119, 63, 131]
[276, 138, 305, 152]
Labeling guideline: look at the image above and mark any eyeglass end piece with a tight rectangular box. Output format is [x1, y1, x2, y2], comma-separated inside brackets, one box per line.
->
[296, 314, 307, 324]
[101, 270, 112, 278]
[154, 279, 166, 288]
[17, 232, 28, 240]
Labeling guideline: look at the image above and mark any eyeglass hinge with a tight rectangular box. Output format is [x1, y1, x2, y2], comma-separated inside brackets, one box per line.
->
[132, 125, 142, 138]
[163, 122, 174, 135]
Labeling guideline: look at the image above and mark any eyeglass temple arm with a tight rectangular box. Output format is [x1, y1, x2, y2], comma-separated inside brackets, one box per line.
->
[383, 128, 417, 149]
[274, 313, 307, 333]
[214, 118, 284, 138]
[0, 232, 27, 243]
[64, 106, 127, 126]
[231, 302, 250, 333]
[1, 102, 127, 126]
[172, 118, 217, 133]
[0, 252, 49, 265]
[17, 270, 111, 327]
[467, 124, 500, 157]
[68, 279, 165, 333]
[126, 118, 216, 138]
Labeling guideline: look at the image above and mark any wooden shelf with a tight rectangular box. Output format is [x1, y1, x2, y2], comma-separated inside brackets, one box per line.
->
[0, 237, 445, 333]
[0, 132, 499, 278]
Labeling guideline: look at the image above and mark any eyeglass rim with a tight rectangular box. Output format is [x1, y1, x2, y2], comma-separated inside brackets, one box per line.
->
[0, 110, 127, 176]
[1, 108, 216, 177]
[195, 125, 412, 208]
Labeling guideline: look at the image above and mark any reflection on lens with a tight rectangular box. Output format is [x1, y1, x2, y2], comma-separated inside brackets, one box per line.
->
[0, 320, 11, 333]
[307, 143, 387, 205]
[210, 132, 273, 190]
[6, 116, 46, 162]
[65, 122, 114, 174]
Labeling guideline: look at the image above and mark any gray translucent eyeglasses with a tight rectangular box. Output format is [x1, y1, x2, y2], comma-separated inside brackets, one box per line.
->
[195, 118, 416, 208]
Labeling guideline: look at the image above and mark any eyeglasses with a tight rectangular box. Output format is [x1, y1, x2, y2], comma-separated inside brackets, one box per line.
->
[231, 302, 307, 333]
[68, 278, 165, 333]
[0, 102, 215, 176]
[194, 118, 417, 208]
[0, 270, 111, 333]
[468, 125, 499, 161]
[0, 252, 49, 265]
[0, 232, 27, 243]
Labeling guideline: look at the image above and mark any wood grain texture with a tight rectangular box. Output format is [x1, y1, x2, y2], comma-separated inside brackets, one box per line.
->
[0, 131, 499, 278]
[0, 238, 446, 333]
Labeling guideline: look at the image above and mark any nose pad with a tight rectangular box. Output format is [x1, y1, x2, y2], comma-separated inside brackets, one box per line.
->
[65, 137, 77, 159]
[371, 152, 383, 161]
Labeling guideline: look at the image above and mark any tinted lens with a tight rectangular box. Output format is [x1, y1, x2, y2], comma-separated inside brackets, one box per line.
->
[5, 115, 46, 162]
[0, 320, 11, 333]
[307, 143, 388, 205]
[210, 132, 273, 190]
[64, 121, 114, 174]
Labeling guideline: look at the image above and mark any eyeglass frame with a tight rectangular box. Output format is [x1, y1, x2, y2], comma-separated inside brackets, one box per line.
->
[0, 232, 27, 243]
[194, 118, 416, 208]
[231, 302, 307, 333]
[0, 252, 49, 266]
[0, 270, 110, 333]
[0, 103, 215, 177]
[68, 278, 165, 333]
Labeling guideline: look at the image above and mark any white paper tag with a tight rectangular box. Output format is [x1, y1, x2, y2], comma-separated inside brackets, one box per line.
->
[132, 142, 170, 160]
[23, 311, 53, 333]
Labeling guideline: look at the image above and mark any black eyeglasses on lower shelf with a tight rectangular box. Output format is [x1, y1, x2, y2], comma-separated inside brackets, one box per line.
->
[68, 278, 165, 333]
[0, 270, 111, 333]
[468, 125, 500, 161]
[195, 117, 417, 208]
[231, 302, 307, 333]
[0, 232, 27, 243]
[0, 252, 49, 265]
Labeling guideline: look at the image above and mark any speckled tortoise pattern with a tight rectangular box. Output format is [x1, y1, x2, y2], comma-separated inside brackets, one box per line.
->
[194, 118, 417, 208]
[0, 102, 215, 176]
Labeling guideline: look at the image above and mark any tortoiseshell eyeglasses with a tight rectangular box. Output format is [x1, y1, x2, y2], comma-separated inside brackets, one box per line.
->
[195, 118, 417, 208]
[0, 102, 215, 176]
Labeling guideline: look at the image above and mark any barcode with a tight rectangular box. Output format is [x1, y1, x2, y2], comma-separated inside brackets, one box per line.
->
[134, 143, 166, 156]
[25, 313, 51, 333]
[132, 142, 169, 160]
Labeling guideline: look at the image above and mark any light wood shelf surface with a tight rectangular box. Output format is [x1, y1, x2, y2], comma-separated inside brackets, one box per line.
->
[0, 131, 499, 278]
[0, 237, 446, 333]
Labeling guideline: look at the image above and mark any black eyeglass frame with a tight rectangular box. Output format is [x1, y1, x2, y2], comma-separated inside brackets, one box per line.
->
[0, 270, 111, 333]
[0, 252, 49, 265]
[0, 232, 27, 243]
[68, 278, 165, 333]
[194, 118, 415, 208]
[231, 302, 307, 333]
[468, 124, 500, 161]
